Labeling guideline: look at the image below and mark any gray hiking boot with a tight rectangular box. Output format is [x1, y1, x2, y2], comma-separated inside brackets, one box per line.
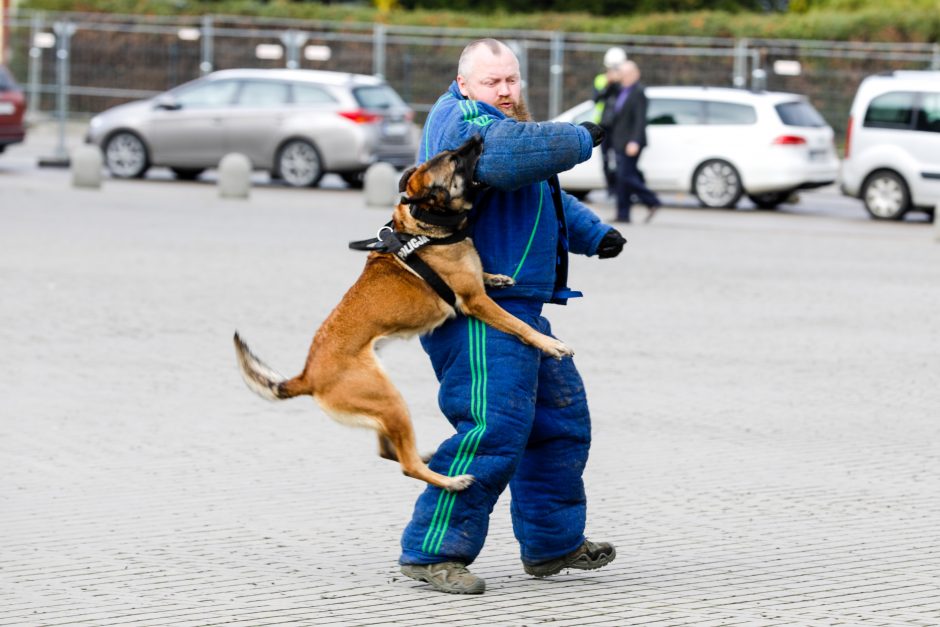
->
[400, 561, 486, 594]
[523, 539, 616, 578]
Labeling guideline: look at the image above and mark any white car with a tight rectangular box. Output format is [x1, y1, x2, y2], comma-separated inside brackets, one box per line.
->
[555, 86, 840, 209]
[840, 71, 940, 220]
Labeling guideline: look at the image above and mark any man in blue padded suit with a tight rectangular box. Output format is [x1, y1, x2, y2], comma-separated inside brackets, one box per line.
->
[399, 39, 627, 595]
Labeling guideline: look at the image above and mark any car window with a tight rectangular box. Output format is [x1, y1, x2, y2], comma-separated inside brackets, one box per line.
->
[236, 80, 289, 107]
[647, 98, 704, 125]
[864, 91, 916, 129]
[705, 101, 757, 125]
[174, 80, 239, 109]
[353, 85, 406, 110]
[915, 92, 940, 133]
[775, 101, 827, 127]
[292, 83, 338, 105]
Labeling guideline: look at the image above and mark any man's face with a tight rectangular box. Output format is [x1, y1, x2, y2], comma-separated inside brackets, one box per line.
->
[457, 48, 529, 121]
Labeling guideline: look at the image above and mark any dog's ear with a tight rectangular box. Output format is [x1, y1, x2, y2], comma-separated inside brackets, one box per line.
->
[398, 166, 418, 193]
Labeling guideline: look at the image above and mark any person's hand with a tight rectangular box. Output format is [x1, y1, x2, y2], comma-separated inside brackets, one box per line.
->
[626, 141, 640, 157]
[579, 121, 605, 147]
[597, 228, 626, 259]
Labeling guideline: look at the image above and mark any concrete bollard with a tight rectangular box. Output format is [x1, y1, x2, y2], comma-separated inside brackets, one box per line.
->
[70, 144, 103, 189]
[363, 162, 399, 207]
[218, 153, 252, 199]
[935, 204, 940, 243]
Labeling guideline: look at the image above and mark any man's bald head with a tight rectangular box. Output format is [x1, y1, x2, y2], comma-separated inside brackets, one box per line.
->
[619, 60, 641, 87]
[457, 39, 517, 80]
[455, 38, 529, 120]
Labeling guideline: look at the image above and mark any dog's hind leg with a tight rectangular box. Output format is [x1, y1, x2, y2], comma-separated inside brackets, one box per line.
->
[378, 434, 434, 464]
[318, 362, 473, 492]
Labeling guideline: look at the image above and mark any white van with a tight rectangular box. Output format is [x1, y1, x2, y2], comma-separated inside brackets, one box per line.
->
[840, 71, 940, 220]
[554, 86, 840, 209]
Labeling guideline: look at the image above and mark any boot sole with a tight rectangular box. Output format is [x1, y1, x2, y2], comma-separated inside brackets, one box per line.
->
[524, 546, 617, 578]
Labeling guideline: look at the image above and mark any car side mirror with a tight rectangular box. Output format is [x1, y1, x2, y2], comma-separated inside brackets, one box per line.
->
[154, 95, 181, 111]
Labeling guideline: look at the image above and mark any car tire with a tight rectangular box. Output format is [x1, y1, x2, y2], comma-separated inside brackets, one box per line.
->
[171, 167, 204, 181]
[276, 139, 323, 188]
[747, 191, 791, 210]
[341, 171, 365, 189]
[104, 130, 150, 179]
[862, 170, 910, 221]
[693, 159, 743, 209]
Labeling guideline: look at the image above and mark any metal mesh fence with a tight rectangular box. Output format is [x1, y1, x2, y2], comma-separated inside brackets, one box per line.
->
[3, 10, 939, 141]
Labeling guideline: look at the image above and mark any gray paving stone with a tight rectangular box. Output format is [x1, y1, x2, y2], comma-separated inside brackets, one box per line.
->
[2, 164, 939, 626]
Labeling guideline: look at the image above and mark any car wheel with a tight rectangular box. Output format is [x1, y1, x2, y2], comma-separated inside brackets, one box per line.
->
[276, 139, 323, 188]
[104, 131, 150, 179]
[693, 159, 743, 209]
[171, 167, 204, 181]
[862, 170, 910, 221]
[341, 171, 365, 189]
[747, 191, 791, 210]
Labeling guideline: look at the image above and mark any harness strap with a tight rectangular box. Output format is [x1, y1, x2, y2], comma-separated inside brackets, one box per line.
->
[348, 223, 459, 307]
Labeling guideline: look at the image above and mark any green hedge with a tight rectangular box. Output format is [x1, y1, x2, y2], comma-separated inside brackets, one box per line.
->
[18, 0, 940, 42]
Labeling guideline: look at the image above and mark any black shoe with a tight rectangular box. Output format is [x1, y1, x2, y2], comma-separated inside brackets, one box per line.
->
[522, 540, 616, 578]
[644, 204, 660, 223]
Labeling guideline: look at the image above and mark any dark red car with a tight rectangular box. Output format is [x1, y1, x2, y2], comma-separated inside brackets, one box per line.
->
[0, 65, 27, 154]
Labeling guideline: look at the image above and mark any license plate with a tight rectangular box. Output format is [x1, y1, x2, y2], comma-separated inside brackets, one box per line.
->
[0, 102, 15, 115]
[809, 149, 827, 161]
[383, 122, 407, 137]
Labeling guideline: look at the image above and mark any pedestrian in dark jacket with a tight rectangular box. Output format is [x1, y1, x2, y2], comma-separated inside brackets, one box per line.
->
[609, 60, 661, 223]
[398, 38, 624, 595]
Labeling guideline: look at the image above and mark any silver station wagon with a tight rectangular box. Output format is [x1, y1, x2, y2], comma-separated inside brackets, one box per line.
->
[85, 68, 418, 187]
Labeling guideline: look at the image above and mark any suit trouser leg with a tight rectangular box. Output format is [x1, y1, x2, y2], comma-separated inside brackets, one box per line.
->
[509, 326, 591, 564]
[400, 309, 542, 566]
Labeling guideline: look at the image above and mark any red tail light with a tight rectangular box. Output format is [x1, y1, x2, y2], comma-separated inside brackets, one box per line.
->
[772, 135, 807, 145]
[844, 115, 853, 158]
[338, 110, 382, 124]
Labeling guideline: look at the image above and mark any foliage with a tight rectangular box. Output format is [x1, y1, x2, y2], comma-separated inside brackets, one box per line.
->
[17, 0, 940, 42]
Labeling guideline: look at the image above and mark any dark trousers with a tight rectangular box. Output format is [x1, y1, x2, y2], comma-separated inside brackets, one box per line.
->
[615, 150, 660, 222]
[600, 135, 616, 195]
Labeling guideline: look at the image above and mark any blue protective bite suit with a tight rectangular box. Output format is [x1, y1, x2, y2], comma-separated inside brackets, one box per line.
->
[400, 82, 614, 567]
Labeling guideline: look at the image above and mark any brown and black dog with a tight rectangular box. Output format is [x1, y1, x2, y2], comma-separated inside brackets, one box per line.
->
[234, 135, 573, 493]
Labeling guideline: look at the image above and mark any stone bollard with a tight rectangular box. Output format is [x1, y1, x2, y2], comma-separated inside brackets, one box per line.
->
[363, 162, 399, 207]
[70, 144, 103, 189]
[218, 153, 252, 199]
[935, 204, 940, 243]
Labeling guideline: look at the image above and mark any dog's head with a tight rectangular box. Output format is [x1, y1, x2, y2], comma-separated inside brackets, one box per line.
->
[398, 135, 484, 215]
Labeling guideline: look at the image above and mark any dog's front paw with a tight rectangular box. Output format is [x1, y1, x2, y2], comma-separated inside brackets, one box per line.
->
[483, 273, 515, 288]
[446, 474, 475, 492]
[541, 338, 574, 360]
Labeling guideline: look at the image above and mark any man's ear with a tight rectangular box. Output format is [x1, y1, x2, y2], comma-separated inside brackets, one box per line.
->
[398, 166, 418, 193]
[456, 75, 469, 98]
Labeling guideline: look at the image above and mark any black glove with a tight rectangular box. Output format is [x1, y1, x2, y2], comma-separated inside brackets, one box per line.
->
[579, 121, 605, 147]
[597, 228, 626, 259]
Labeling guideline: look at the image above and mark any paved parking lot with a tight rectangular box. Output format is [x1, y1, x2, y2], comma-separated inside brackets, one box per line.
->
[2, 133, 940, 626]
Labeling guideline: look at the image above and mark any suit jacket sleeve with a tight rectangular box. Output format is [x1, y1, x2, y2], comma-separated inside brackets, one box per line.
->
[627, 89, 649, 146]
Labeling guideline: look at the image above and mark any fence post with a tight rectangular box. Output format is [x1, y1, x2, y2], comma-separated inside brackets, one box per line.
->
[200, 14, 213, 74]
[39, 20, 74, 167]
[373, 23, 386, 79]
[931, 43, 940, 71]
[733, 38, 749, 88]
[281, 30, 307, 70]
[548, 32, 564, 120]
[27, 11, 44, 120]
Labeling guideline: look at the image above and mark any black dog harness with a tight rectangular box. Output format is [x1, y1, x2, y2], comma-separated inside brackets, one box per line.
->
[348, 194, 474, 308]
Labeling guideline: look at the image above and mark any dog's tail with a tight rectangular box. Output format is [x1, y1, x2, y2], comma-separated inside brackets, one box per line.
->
[233, 332, 308, 401]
